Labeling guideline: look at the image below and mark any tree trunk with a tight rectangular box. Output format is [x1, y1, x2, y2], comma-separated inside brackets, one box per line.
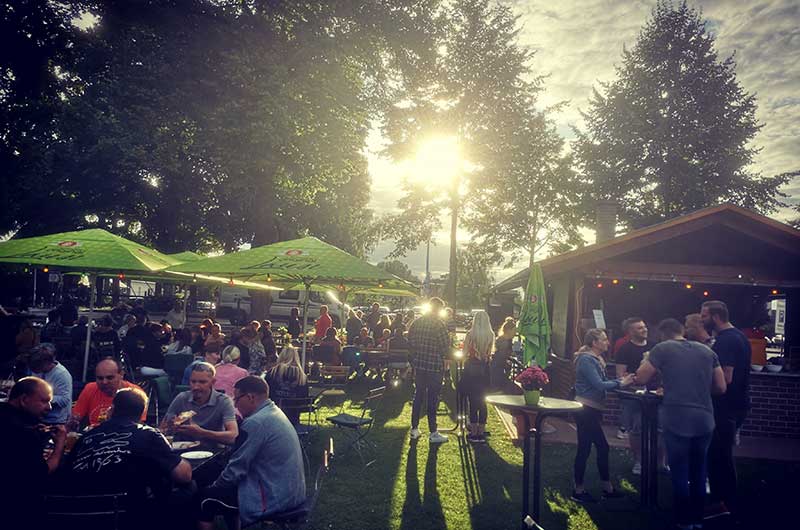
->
[249, 203, 281, 320]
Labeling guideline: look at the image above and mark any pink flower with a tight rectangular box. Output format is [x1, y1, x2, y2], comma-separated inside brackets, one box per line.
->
[514, 366, 550, 391]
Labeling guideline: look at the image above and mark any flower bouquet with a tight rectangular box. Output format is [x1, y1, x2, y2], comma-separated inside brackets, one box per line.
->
[515, 366, 550, 406]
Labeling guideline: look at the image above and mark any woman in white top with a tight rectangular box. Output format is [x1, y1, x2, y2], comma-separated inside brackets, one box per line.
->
[166, 328, 193, 356]
[460, 310, 494, 443]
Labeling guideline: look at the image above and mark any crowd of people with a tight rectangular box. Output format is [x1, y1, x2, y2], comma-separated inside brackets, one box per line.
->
[570, 299, 751, 530]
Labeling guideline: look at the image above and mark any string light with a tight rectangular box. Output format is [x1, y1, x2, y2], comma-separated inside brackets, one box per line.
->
[267, 274, 272, 282]
[685, 283, 692, 289]
[118, 272, 125, 280]
[703, 290, 709, 297]
[612, 279, 619, 285]
[596, 282, 604, 288]
[192, 274, 197, 283]
[771, 289, 779, 295]
[43, 267, 49, 273]
[228, 278, 235, 286]
[628, 285, 635, 290]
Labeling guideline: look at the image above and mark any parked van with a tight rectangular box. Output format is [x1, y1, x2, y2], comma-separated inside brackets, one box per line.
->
[216, 286, 340, 326]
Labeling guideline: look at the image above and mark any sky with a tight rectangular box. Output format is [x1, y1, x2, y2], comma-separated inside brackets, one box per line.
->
[365, 0, 800, 282]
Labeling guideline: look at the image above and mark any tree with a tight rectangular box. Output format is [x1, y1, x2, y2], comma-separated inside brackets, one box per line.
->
[383, 0, 544, 308]
[440, 243, 495, 310]
[465, 106, 585, 268]
[573, 0, 790, 229]
[377, 260, 418, 283]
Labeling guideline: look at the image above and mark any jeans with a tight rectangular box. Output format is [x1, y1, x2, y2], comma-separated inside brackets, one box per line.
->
[663, 430, 713, 525]
[411, 369, 443, 432]
[708, 410, 745, 508]
[573, 405, 610, 485]
[460, 361, 489, 425]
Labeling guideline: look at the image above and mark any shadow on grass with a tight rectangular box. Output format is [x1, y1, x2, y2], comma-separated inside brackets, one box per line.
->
[468, 439, 522, 530]
[400, 440, 446, 530]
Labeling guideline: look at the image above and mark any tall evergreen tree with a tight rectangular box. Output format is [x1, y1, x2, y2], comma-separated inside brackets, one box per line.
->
[573, 0, 790, 229]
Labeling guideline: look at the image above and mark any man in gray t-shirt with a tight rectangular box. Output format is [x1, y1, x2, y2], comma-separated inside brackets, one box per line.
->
[161, 362, 238, 447]
[635, 319, 727, 528]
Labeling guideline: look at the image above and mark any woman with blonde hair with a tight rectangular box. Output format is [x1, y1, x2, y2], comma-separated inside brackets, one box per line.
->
[265, 344, 308, 425]
[460, 310, 495, 442]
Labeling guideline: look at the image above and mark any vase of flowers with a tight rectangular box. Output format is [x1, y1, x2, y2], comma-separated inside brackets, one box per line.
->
[514, 366, 550, 406]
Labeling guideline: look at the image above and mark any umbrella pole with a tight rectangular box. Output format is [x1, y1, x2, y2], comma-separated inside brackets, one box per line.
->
[301, 284, 310, 369]
[82, 273, 97, 381]
[32, 267, 37, 307]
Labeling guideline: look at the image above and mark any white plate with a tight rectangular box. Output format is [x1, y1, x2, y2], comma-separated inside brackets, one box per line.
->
[181, 450, 214, 460]
[171, 441, 200, 451]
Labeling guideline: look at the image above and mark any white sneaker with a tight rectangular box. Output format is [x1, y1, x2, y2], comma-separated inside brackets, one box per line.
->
[429, 431, 449, 444]
[410, 428, 421, 440]
[632, 462, 642, 475]
[616, 429, 629, 440]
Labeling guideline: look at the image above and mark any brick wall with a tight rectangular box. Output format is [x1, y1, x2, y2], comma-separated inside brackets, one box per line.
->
[739, 373, 800, 439]
[546, 359, 800, 439]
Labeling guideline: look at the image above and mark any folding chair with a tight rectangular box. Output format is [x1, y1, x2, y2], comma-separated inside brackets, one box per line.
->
[326, 386, 385, 464]
[44, 492, 128, 530]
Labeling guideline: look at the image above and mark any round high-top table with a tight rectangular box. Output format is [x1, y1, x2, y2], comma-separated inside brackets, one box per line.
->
[612, 388, 663, 509]
[486, 394, 583, 529]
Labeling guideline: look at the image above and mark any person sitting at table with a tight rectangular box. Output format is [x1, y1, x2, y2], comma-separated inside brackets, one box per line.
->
[197, 376, 306, 529]
[214, 345, 249, 398]
[353, 326, 373, 348]
[1, 377, 67, 529]
[317, 326, 342, 365]
[204, 323, 226, 352]
[265, 344, 308, 425]
[260, 320, 278, 368]
[29, 344, 72, 425]
[162, 362, 238, 447]
[287, 307, 302, 339]
[167, 328, 194, 356]
[136, 322, 169, 377]
[375, 328, 392, 351]
[72, 358, 147, 428]
[635, 318, 727, 530]
[389, 325, 410, 350]
[182, 345, 222, 385]
[571, 328, 634, 503]
[65, 388, 192, 522]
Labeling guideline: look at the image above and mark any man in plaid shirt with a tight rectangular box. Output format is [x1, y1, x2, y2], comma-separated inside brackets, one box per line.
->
[407, 297, 451, 443]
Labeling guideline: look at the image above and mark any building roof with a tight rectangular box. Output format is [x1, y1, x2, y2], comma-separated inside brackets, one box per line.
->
[494, 204, 800, 292]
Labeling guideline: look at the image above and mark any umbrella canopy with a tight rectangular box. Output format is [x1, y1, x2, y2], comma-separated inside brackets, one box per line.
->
[518, 263, 551, 368]
[0, 228, 180, 272]
[166, 251, 204, 263]
[169, 236, 415, 291]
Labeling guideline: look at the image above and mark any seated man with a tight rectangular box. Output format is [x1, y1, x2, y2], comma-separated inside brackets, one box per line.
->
[198, 376, 306, 529]
[65, 388, 192, 517]
[30, 344, 73, 425]
[72, 358, 147, 428]
[0, 377, 67, 528]
[162, 362, 238, 446]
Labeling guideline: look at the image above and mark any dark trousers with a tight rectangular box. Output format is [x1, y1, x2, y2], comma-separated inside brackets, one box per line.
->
[411, 369, 443, 432]
[664, 430, 713, 525]
[573, 405, 610, 485]
[460, 361, 489, 425]
[708, 411, 745, 508]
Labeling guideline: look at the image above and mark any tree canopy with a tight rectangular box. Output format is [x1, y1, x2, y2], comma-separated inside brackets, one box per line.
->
[573, 1, 790, 230]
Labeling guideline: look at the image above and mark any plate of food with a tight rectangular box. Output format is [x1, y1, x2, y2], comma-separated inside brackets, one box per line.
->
[181, 450, 214, 460]
[171, 441, 200, 451]
[173, 410, 197, 425]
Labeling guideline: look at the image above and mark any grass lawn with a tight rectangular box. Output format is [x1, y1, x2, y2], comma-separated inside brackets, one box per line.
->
[296, 378, 797, 530]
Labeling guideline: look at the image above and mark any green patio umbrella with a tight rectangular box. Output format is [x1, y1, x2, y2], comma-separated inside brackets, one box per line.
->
[0, 228, 182, 380]
[518, 263, 551, 368]
[169, 236, 417, 364]
[166, 251, 204, 263]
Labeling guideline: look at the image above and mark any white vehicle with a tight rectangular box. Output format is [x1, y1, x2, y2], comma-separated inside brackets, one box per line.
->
[216, 286, 340, 326]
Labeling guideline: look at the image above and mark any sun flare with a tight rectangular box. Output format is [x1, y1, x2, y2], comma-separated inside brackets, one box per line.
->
[405, 135, 462, 186]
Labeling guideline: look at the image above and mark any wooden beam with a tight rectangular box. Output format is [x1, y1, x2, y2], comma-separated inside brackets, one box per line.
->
[576, 260, 800, 286]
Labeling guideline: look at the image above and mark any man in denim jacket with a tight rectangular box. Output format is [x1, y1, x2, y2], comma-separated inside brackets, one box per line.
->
[198, 376, 305, 528]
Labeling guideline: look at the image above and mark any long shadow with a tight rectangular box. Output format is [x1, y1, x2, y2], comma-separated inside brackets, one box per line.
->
[469, 441, 525, 530]
[399, 440, 446, 530]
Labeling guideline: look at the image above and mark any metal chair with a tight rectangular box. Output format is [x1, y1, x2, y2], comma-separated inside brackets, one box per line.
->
[326, 386, 385, 464]
[44, 492, 128, 530]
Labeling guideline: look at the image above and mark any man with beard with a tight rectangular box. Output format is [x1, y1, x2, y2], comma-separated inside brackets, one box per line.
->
[700, 300, 751, 520]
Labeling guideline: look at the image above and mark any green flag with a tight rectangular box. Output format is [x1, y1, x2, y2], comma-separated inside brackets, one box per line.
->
[518, 263, 551, 367]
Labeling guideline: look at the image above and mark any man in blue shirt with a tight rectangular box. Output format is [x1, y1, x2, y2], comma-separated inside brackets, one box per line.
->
[700, 300, 751, 520]
[198, 376, 305, 529]
[29, 344, 72, 424]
